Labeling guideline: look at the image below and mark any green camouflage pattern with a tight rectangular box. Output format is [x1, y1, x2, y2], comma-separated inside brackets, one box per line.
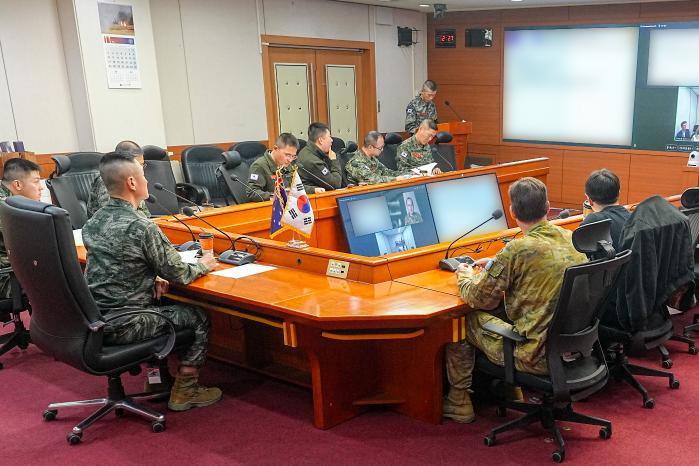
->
[404, 212, 423, 225]
[344, 148, 400, 185]
[396, 135, 434, 172]
[87, 175, 150, 219]
[405, 94, 438, 134]
[83, 198, 211, 366]
[247, 150, 293, 201]
[446, 222, 588, 390]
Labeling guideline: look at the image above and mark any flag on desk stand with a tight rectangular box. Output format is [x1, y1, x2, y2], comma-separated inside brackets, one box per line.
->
[280, 168, 314, 238]
[270, 169, 288, 238]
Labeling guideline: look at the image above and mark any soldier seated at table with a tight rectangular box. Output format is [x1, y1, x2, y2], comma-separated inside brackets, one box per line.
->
[247, 133, 299, 201]
[443, 177, 587, 423]
[344, 131, 410, 186]
[396, 119, 442, 175]
[83, 151, 222, 412]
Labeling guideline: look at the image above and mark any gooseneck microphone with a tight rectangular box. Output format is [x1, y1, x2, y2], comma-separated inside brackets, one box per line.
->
[556, 209, 571, 220]
[153, 182, 201, 208]
[228, 173, 266, 202]
[439, 209, 504, 271]
[431, 146, 455, 172]
[296, 164, 337, 191]
[444, 100, 466, 122]
[182, 206, 235, 249]
[146, 194, 200, 251]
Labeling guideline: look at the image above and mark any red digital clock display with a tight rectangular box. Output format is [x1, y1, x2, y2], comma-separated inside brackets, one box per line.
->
[435, 29, 456, 48]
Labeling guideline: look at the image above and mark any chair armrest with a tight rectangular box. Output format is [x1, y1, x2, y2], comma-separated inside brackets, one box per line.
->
[176, 182, 209, 205]
[0, 269, 28, 313]
[483, 321, 525, 385]
[0, 266, 12, 274]
[101, 310, 177, 359]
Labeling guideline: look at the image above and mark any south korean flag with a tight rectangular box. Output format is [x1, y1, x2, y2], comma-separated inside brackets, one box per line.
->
[281, 168, 314, 238]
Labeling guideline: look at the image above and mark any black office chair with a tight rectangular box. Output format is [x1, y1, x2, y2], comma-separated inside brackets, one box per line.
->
[45, 152, 103, 229]
[297, 138, 307, 151]
[0, 196, 194, 444]
[217, 151, 251, 205]
[142, 145, 207, 210]
[432, 131, 456, 172]
[180, 145, 230, 207]
[142, 145, 168, 161]
[230, 141, 266, 166]
[379, 132, 402, 171]
[477, 220, 631, 463]
[331, 137, 345, 154]
[680, 187, 699, 335]
[338, 141, 358, 187]
[0, 270, 31, 369]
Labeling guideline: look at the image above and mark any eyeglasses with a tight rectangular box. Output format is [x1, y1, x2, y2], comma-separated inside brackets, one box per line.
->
[372, 144, 385, 151]
[281, 151, 297, 160]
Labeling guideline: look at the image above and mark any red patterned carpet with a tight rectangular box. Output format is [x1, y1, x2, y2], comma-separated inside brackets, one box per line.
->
[1, 311, 698, 465]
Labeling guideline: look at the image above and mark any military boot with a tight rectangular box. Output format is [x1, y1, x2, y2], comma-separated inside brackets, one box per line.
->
[168, 373, 222, 411]
[442, 388, 475, 423]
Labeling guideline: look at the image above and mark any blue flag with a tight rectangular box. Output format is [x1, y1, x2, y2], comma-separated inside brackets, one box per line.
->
[270, 170, 288, 238]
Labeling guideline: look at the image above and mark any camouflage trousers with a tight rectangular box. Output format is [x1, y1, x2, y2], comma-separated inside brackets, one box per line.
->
[104, 304, 210, 367]
[445, 311, 543, 391]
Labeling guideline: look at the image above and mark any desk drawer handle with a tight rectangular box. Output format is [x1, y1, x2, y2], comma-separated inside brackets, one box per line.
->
[321, 329, 424, 341]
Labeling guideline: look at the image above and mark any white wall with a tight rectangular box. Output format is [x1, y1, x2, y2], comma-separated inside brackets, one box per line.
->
[0, 0, 78, 153]
[151, 0, 428, 145]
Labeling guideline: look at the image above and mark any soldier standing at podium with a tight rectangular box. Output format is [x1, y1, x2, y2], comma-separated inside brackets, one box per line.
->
[405, 80, 438, 134]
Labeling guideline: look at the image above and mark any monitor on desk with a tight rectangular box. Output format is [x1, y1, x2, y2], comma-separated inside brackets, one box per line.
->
[337, 185, 439, 256]
[426, 173, 508, 243]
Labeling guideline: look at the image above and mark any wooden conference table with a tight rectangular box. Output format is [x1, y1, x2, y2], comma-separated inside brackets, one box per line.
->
[130, 158, 560, 429]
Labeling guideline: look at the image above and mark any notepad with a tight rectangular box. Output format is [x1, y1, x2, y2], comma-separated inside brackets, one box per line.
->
[178, 250, 199, 264]
[211, 263, 276, 279]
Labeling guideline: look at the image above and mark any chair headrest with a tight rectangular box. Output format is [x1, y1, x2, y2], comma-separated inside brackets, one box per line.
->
[344, 141, 358, 154]
[182, 145, 224, 163]
[52, 155, 71, 175]
[573, 218, 615, 259]
[681, 187, 699, 209]
[297, 138, 307, 150]
[435, 132, 453, 144]
[4, 195, 57, 214]
[142, 145, 168, 161]
[384, 133, 402, 145]
[331, 137, 345, 152]
[221, 151, 242, 169]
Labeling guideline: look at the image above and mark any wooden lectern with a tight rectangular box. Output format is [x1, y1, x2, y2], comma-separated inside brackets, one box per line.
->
[437, 121, 472, 170]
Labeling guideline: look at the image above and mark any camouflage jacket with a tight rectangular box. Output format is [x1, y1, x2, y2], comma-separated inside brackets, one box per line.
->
[0, 183, 12, 298]
[396, 135, 434, 172]
[457, 221, 588, 373]
[87, 175, 150, 219]
[405, 94, 438, 134]
[297, 142, 342, 193]
[83, 198, 209, 313]
[344, 148, 400, 185]
[247, 150, 293, 201]
[404, 212, 423, 225]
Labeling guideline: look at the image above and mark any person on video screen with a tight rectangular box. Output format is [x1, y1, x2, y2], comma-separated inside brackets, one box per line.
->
[676, 121, 692, 140]
[404, 196, 423, 225]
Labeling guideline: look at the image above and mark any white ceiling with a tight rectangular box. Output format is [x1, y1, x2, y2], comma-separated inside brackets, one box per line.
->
[342, 0, 682, 12]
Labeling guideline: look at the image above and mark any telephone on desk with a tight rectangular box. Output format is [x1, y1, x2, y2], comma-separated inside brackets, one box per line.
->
[439, 255, 475, 272]
[195, 249, 257, 266]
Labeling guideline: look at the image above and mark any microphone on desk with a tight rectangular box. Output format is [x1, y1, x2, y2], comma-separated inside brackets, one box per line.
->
[431, 146, 455, 173]
[181, 206, 256, 265]
[556, 209, 571, 220]
[444, 100, 466, 122]
[439, 209, 504, 271]
[295, 164, 338, 192]
[228, 172, 266, 202]
[146, 194, 200, 251]
[152, 182, 202, 208]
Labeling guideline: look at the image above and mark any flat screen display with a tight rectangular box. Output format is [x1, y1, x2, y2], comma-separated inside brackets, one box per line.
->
[426, 173, 508, 243]
[337, 185, 439, 257]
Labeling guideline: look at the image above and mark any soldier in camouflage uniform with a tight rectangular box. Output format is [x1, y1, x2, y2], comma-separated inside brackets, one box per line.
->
[87, 141, 150, 219]
[0, 158, 44, 298]
[396, 119, 442, 175]
[405, 80, 438, 134]
[403, 196, 423, 225]
[247, 133, 299, 201]
[443, 177, 587, 423]
[344, 131, 408, 186]
[83, 151, 222, 412]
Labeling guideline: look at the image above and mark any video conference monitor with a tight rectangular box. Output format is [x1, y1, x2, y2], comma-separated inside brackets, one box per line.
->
[336, 185, 439, 257]
[426, 173, 508, 243]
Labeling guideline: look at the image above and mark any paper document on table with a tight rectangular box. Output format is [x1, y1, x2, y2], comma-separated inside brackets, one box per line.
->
[410, 162, 437, 176]
[211, 263, 276, 279]
[73, 229, 84, 247]
[178, 250, 199, 264]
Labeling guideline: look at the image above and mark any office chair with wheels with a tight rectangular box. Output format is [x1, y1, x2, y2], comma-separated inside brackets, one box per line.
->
[680, 187, 699, 336]
[230, 141, 266, 166]
[45, 152, 103, 229]
[378, 133, 402, 171]
[432, 131, 456, 172]
[0, 270, 31, 369]
[142, 145, 207, 209]
[142, 145, 168, 161]
[331, 137, 345, 154]
[0, 196, 194, 444]
[477, 220, 631, 463]
[181, 145, 230, 206]
[217, 151, 251, 205]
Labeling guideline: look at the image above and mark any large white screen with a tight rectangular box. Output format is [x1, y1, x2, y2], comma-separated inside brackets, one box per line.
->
[648, 29, 699, 86]
[503, 27, 639, 146]
[427, 174, 508, 243]
[347, 196, 392, 236]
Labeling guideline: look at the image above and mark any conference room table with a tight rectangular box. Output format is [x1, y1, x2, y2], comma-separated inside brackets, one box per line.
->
[81, 158, 680, 429]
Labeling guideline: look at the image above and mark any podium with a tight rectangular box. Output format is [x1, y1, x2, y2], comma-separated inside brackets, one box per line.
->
[437, 121, 472, 170]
